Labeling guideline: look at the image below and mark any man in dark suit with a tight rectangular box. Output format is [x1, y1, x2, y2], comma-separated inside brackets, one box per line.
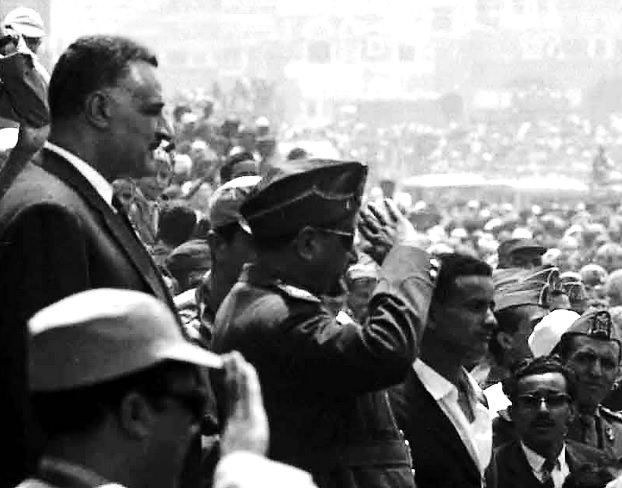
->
[493, 356, 610, 488]
[388, 253, 498, 488]
[0, 35, 174, 488]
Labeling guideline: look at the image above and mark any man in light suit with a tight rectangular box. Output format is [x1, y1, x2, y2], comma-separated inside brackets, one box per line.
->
[0, 35, 173, 488]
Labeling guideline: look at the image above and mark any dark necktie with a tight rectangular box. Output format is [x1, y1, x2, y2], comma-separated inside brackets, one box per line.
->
[541, 457, 557, 488]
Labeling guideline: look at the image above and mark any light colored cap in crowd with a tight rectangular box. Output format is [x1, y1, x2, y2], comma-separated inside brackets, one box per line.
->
[528, 309, 580, 357]
[208, 175, 262, 231]
[28, 288, 223, 392]
[512, 227, 533, 240]
[3, 7, 44, 38]
[0, 127, 18, 152]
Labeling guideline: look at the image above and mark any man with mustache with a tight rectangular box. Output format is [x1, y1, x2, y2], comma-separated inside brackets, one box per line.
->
[556, 310, 622, 460]
[493, 356, 610, 488]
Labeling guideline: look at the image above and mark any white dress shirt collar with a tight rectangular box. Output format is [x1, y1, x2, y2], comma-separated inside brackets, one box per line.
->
[521, 442, 569, 487]
[414, 359, 493, 478]
[44, 141, 114, 208]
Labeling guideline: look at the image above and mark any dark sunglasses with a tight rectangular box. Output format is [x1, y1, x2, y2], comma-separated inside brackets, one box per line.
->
[317, 228, 355, 249]
[516, 392, 571, 410]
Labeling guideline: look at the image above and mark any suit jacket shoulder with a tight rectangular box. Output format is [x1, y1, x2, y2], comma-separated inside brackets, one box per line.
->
[566, 439, 612, 468]
[389, 368, 483, 488]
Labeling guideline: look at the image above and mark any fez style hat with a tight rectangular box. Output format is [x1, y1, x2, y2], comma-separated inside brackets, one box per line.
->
[209, 175, 261, 231]
[241, 159, 367, 240]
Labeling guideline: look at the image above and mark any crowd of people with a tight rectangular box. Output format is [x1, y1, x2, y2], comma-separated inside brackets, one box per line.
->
[6, 6, 622, 488]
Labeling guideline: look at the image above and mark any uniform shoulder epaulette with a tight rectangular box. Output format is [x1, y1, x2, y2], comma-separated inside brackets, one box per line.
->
[600, 406, 622, 421]
[274, 282, 321, 303]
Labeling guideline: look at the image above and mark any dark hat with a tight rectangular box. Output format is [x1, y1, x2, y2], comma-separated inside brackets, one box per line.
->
[500, 238, 547, 258]
[166, 239, 211, 276]
[494, 265, 563, 310]
[562, 309, 622, 346]
[241, 159, 367, 240]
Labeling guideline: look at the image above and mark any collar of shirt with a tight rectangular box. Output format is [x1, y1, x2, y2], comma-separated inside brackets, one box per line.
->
[45, 141, 114, 208]
[520, 442, 568, 479]
[38, 456, 124, 488]
[414, 358, 461, 401]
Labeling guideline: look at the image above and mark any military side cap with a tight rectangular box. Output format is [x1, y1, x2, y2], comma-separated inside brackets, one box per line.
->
[562, 309, 622, 345]
[240, 159, 367, 240]
[494, 265, 563, 311]
[208, 175, 261, 230]
[28, 288, 222, 392]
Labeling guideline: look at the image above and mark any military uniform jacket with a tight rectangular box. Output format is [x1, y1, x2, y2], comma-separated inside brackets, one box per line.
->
[567, 406, 622, 461]
[212, 245, 434, 488]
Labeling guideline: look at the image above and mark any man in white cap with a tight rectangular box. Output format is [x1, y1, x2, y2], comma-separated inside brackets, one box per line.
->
[21, 288, 315, 488]
[3, 7, 45, 57]
[0, 7, 49, 201]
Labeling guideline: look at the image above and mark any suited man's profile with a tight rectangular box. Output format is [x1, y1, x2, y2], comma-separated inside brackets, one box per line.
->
[0, 35, 174, 488]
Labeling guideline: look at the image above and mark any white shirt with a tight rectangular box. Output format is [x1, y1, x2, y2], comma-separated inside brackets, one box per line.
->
[44, 141, 114, 208]
[414, 359, 493, 476]
[521, 442, 570, 488]
[484, 381, 512, 417]
[214, 451, 317, 488]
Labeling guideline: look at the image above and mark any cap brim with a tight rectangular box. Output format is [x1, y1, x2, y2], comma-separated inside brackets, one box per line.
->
[159, 342, 224, 369]
[12, 25, 44, 38]
[510, 245, 546, 255]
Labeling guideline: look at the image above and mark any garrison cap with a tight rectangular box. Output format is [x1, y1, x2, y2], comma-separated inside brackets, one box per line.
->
[562, 309, 622, 346]
[494, 265, 563, 311]
[241, 159, 367, 240]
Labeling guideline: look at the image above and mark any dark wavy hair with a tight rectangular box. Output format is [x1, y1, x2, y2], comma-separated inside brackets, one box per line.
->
[502, 354, 578, 402]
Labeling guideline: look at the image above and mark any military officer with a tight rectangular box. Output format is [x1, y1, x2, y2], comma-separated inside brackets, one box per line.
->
[212, 158, 435, 488]
[556, 309, 622, 460]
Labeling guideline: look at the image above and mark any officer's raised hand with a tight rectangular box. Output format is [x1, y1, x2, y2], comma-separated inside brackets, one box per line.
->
[358, 198, 425, 264]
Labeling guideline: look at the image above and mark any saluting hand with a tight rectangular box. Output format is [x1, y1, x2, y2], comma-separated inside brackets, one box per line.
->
[358, 198, 426, 264]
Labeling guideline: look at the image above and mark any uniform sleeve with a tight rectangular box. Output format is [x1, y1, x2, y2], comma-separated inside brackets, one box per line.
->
[0, 52, 49, 127]
[273, 245, 433, 395]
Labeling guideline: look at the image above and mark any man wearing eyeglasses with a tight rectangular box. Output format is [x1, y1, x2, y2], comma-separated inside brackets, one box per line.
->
[493, 356, 610, 488]
[555, 310, 622, 460]
[212, 158, 435, 488]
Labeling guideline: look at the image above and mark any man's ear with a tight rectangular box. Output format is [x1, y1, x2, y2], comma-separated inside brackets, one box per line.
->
[85, 91, 112, 129]
[207, 231, 225, 262]
[496, 331, 515, 351]
[117, 391, 154, 440]
[294, 227, 321, 262]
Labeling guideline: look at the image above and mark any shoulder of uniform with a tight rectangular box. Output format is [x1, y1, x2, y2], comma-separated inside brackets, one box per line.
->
[273, 282, 322, 303]
[599, 406, 622, 422]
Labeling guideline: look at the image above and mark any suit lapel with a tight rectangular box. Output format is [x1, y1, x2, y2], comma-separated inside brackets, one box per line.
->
[39, 149, 175, 310]
[409, 372, 482, 479]
[502, 442, 544, 487]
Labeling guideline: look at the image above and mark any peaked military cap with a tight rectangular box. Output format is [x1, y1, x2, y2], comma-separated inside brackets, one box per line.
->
[562, 309, 622, 345]
[494, 265, 563, 311]
[241, 158, 367, 240]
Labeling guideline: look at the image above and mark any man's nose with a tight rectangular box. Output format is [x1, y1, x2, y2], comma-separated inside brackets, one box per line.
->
[537, 398, 550, 413]
[156, 114, 174, 139]
[484, 308, 497, 330]
[589, 359, 603, 376]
